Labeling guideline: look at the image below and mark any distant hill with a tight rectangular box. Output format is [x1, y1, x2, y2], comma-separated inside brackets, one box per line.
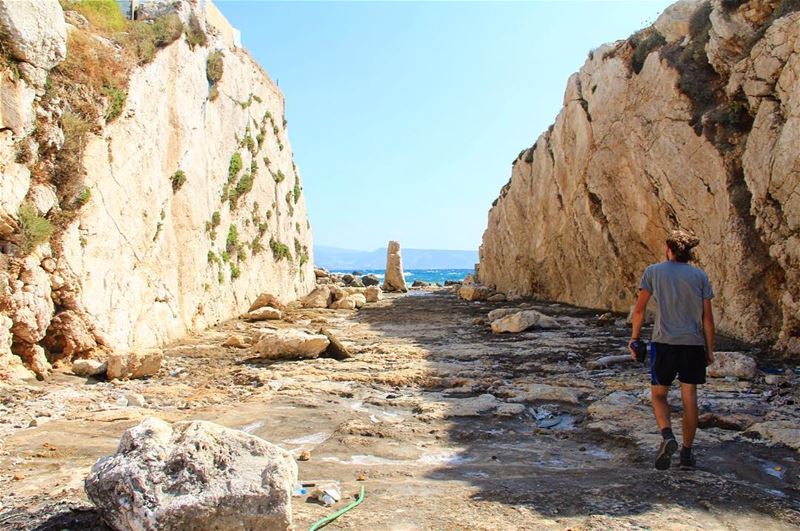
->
[314, 246, 478, 270]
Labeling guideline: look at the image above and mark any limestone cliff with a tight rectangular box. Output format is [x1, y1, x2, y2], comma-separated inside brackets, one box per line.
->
[0, 0, 314, 380]
[479, 0, 799, 355]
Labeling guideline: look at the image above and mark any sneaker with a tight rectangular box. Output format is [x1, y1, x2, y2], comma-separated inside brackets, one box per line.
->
[679, 451, 696, 471]
[655, 437, 678, 470]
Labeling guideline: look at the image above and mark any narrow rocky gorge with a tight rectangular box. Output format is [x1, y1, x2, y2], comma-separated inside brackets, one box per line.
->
[479, 0, 800, 356]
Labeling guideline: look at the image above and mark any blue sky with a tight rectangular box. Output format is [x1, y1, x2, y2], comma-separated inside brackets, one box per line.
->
[217, 1, 673, 252]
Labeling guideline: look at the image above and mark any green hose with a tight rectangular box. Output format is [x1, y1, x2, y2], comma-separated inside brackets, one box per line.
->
[309, 485, 366, 531]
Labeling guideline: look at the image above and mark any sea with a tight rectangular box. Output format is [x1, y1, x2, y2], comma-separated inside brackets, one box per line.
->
[330, 268, 473, 286]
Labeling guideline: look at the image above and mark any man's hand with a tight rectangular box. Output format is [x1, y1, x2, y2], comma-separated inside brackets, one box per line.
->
[706, 349, 714, 366]
[628, 340, 637, 361]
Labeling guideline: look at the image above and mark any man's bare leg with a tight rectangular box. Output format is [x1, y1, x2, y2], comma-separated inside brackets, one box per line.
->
[679, 383, 699, 470]
[652, 385, 678, 470]
[651, 385, 671, 429]
[680, 383, 698, 448]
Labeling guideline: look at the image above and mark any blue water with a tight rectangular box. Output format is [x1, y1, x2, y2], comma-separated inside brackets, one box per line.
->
[331, 268, 473, 286]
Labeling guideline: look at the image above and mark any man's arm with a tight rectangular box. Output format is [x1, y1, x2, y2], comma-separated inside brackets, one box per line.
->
[702, 299, 715, 365]
[628, 289, 651, 360]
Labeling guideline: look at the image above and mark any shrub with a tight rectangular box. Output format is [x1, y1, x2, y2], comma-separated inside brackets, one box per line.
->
[206, 51, 224, 83]
[294, 237, 302, 256]
[152, 14, 184, 47]
[229, 152, 242, 181]
[258, 222, 268, 235]
[230, 263, 240, 279]
[171, 169, 186, 191]
[221, 250, 230, 263]
[293, 180, 301, 203]
[270, 237, 291, 261]
[68, 0, 127, 33]
[242, 134, 255, 154]
[252, 238, 264, 255]
[56, 30, 129, 95]
[185, 13, 207, 48]
[17, 203, 53, 253]
[631, 29, 666, 74]
[208, 85, 219, 101]
[102, 85, 126, 121]
[75, 187, 92, 208]
[235, 173, 254, 197]
[218, 270, 224, 283]
[226, 224, 238, 251]
[211, 211, 220, 227]
[250, 159, 258, 176]
[54, 111, 92, 205]
[207, 250, 216, 264]
[299, 250, 309, 267]
[273, 169, 285, 183]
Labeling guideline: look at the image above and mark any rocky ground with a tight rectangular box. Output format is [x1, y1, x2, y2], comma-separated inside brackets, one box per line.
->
[0, 289, 798, 530]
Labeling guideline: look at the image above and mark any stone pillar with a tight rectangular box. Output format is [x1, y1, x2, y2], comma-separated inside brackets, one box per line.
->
[383, 240, 408, 293]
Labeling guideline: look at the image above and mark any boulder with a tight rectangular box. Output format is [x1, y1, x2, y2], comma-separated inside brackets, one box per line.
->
[301, 285, 332, 308]
[106, 349, 163, 380]
[383, 240, 408, 292]
[487, 293, 507, 302]
[349, 277, 365, 287]
[487, 308, 518, 321]
[313, 268, 329, 278]
[361, 274, 380, 286]
[745, 421, 800, 451]
[443, 280, 461, 286]
[412, 280, 430, 288]
[0, 0, 67, 70]
[365, 285, 382, 303]
[587, 391, 639, 419]
[330, 294, 365, 310]
[72, 358, 107, 377]
[42, 310, 97, 360]
[252, 329, 329, 360]
[458, 285, 493, 301]
[248, 293, 285, 312]
[222, 335, 250, 349]
[27, 184, 59, 216]
[242, 306, 282, 321]
[319, 328, 351, 360]
[85, 416, 297, 531]
[342, 274, 355, 285]
[509, 383, 582, 405]
[654, 0, 704, 42]
[707, 351, 757, 380]
[490, 310, 560, 334]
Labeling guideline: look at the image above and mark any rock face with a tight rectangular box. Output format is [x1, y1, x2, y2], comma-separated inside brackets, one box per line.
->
[479, 1, 800, 356]
[0, 0, 67, 70]
[383, 240, 408, 292]
[0, 0, 315, 379]
[85, 416, 297, 531]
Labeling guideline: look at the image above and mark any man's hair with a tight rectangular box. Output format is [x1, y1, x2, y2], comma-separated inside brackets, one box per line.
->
[666, 230, 700, 262]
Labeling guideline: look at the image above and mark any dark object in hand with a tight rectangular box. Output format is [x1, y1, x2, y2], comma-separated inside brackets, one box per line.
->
[631, 340, 647, 363]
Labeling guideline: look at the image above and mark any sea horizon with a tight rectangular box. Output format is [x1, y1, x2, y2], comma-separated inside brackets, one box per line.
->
[328, 268, 473, 285]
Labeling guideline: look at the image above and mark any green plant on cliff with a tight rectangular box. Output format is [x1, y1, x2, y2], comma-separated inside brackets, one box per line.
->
[206, 51, 224, 84]
[228, 152, 242, 181]
[631, 28, 666, 74]
[270, 237, 291, 261]
[226, 224, 238, 253]
[124, 14, 183, 64]
[185, 13, 208, 48]
[54, 111, 92, 207]
[171, 169, 186, 192]
[293, 180, 301, 204]
[102, 85, 127, 121]
[66, 0, 127, 33]
[211, 211, 221, 227]
[273, 169, 285, 184]
[229, 263, 240, 279]
[17, 203, 53, 253]
[75, 187, 92, 208]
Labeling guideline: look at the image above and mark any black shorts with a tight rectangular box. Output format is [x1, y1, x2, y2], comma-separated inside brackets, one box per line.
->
[649, 342, 707, 386]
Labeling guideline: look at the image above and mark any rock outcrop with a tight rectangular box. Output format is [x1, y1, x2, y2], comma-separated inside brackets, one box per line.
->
[0, 0, 314, 379]
[85, 416, 297, 530]
[479, 0, 800, 356]
[383, 240, 408, 292]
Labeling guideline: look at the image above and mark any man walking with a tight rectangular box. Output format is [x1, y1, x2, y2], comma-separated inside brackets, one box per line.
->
[629, 230, 715, 471]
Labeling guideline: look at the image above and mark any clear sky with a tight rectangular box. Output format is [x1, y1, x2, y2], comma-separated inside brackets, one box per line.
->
[217, 1, 673, 252]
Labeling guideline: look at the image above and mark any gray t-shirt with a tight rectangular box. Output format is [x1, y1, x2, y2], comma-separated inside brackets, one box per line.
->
[639, 261, 714, 346]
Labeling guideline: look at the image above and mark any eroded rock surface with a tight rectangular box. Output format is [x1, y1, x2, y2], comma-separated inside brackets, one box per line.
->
[479, 0, 800, 356]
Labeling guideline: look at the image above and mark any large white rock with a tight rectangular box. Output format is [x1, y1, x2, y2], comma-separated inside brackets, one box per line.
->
[85, 416, 297, 530]
[241, 306, 282, 321]
[745, 421, 800, 451]
[252, 329, 329, 360]
[490, 310, 560, 334]
[0, 313, 33, 381]
[365, 285, 382, 303]
[654, 0, 704, 42]
[383, 240, 408, 292]
[106, 349, 163, 380]
[0, 0, 67, 70]
[458, 285, 493, 301]
[301, 286, 332, 308]
[707, 351, 757, 380]
[72, 358, 107, 377]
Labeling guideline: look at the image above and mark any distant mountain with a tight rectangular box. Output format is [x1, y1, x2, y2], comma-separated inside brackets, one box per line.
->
[314, 246, 478, 270]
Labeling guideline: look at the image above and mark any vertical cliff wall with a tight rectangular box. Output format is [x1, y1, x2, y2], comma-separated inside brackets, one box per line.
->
[479, 0, 799, 355]
[0, 0, 314, 380]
